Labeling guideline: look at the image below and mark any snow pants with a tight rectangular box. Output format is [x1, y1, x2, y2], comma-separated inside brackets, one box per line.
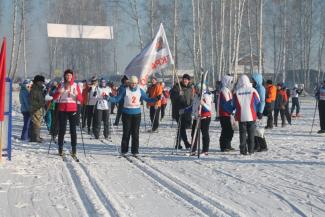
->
[86, 105, 95, 131]
[291, 97, 300, 114]
[93, 109, 110, 139]
[176, 114, 191, 149]
[150, 106, 160, 132]
[58, 111, 78, 149]
[239, 121, 256, 154]
[121, 113, 141, 154]
[161, 104, 167, 120]
[219, 116, 234, 151]
[21, 112, 31, 141]
[191, 117, 211, 152]
[274, 109, 285, 126]
[318, 100, 325, 131]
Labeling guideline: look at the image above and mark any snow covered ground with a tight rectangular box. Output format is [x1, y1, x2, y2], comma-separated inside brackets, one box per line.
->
[1, 92, 325, 217]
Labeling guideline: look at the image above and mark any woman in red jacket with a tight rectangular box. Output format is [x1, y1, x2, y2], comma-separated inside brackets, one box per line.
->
[53, 69, 83, 156]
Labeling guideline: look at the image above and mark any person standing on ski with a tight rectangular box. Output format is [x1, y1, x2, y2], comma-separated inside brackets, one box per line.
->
[53, 69, 83, 156]
[264, 80, 277, 129]
[233, 75, 260, 155]
[274, 83, 288, 127]
[147, 76, 163, 132]
[170, 74, 194, 149]
[108, 76, 158, 156]
[114, 75, 129, 126]
[315, 80, 325, 134]
[218, 75, 235, 152]
[189, 83, 212, 156]
[29, 75, 46, 143]
[291, 84, 304, 117]
[251, 73, 265, 120]
[212, 80, 221, 121]
[86, 76, 99, 134]
[19, 79, 32, 141]
[93, 78, 111, 139]
[160, 82, 170, 121]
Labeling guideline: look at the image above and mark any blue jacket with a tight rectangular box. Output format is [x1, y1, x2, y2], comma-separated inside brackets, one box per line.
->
[252, 73, 266, 113]
[110, 86, 156, 115]
[19, 84, 30, 113]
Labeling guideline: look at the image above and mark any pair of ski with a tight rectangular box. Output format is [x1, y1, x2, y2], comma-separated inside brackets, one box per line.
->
[61, 153, 80, 162]
[120, 154, 145, 163]
[189, 69, 209, 159]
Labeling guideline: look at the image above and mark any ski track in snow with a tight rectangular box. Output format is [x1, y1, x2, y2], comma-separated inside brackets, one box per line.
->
[2, 94, 325, 217]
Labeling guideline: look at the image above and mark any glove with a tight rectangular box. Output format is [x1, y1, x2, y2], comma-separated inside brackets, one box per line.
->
[156, 95, 162, 100]
[257, 112, 263, 120]
[103, 95, 109, 100]
[179, 109, 185, 115]
[93, 91, 97, 97]
[88, 87, 92, 93]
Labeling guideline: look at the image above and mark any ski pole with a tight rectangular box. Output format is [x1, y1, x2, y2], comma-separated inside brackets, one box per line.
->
[79, 115, 86, 157]
[110, 117, 119, 154]
[309, 100, 318, 135]
[142, 104, 147, 131]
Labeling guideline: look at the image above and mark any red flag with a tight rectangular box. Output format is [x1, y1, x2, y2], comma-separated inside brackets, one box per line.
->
[0, 37, 7, 121]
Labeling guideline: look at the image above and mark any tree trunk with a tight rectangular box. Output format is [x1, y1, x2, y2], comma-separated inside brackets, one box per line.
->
[9, 0, 18, 77]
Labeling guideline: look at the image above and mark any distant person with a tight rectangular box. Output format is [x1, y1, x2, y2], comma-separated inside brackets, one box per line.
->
[291, 84, 304, 117]
[264, 80, 276, 129]
[29, 75, 46, 143]
[147, 77, 163, 132]
[53, 69, 83, 156]
[170, 74, 194, 150]
[218, 75, 235, 152]
[315, 80, 325, 134]
[109, 76, 157, 156]
[19, 79, 32, 141]
[114, 75, 129, 126]
[160, 82, 170, 121]
[274, 83, 288, 127]
[233, 75, 260, 155]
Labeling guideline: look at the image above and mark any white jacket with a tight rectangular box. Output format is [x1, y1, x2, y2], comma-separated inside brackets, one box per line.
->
[96, 87, 111, 110]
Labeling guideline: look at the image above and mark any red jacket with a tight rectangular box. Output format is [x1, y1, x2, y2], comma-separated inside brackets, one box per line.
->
[53, 79, 83, 112]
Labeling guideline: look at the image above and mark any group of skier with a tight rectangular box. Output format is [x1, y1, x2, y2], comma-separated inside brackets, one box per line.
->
[19, 68, 323, 158]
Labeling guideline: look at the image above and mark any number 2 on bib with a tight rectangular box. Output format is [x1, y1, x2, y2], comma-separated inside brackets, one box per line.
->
[131, 96, 137, 104]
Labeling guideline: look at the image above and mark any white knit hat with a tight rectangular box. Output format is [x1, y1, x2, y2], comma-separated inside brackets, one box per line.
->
[130, 76, 138, 84]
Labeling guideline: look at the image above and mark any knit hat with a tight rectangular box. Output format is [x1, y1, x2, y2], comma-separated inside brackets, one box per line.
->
[130, 76, 138, 84]
[33, 75, 45, 83]
[182, 74, 191, 80]
[121, 75, 128, 83]
[91, 76, 98, 82]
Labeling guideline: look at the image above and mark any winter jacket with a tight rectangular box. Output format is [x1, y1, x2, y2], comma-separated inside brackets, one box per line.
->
[291, 87, 303, 98]
[147, 83, 163, 107]
[29, 83, 45, 114]
[19, 84, 30, 113]
[252, 73, 266, 113]
[233, 75, 260, 122]
[274, 89, 288, 110]
[265, 84, 277, 103]
[191, 91, 212, 119]
[53, 75, 83, 112]
[170, 82, 194, 122]
[218, 75, 234, 117]
[109, 86, 156, 115]
[161, 90, 170, 105]
[96, 86, 111, 110]
[87, 85, 100, 106]
[316, 85, 325, 101]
